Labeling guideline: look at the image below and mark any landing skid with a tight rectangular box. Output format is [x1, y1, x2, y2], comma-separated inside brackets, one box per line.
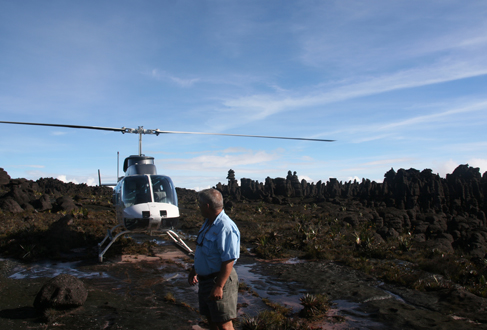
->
[98, 225, 193, 262]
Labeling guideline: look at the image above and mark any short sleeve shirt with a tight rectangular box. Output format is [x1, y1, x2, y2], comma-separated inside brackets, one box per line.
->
[194, 210, 240, 276]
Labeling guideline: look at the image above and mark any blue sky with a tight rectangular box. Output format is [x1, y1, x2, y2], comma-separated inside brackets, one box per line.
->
[1, 0, 486, 190]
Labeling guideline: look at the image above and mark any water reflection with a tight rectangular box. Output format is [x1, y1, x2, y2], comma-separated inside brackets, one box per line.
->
[8, 260, 110, 280]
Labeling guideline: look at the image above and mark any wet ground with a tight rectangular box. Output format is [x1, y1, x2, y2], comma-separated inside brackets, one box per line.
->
[1, 234, 487, 329]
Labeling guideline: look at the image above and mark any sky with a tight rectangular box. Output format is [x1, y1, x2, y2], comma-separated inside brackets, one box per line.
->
[0, 0, 486, 191]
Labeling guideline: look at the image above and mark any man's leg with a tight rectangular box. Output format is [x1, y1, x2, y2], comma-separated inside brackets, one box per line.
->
[202, 269, 238, 329]
[207, 316, 234, 330]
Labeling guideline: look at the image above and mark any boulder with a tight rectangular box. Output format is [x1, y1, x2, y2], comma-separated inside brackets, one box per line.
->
[0, 198, 23, 213]
[53, 196, 77, 213]
[33, 274, 88, 312]
[33, 194, 52, 211]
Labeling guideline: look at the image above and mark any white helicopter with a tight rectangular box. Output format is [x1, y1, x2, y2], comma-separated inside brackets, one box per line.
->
[0, 120, 334, 261]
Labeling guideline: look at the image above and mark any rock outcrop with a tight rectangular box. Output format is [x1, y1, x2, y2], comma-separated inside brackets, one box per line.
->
[0, 174, 112, 213]
[217, 165, 487, 258]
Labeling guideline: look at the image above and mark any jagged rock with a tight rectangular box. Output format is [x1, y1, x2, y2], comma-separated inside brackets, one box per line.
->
[0, 198, 23, 213]
[0, 168, 10, 186]
[33, 194, 52, 211]
[287, 171, 303, 197]
[227, 169, 235, 180]
[33, 274, 88, 312]
[7, 185, 33, 206]
[274, 177, 290, 197]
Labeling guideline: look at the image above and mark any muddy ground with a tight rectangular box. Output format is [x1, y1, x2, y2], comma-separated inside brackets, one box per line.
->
[1, 238, 487, 330]
[1, 183, 487, 329]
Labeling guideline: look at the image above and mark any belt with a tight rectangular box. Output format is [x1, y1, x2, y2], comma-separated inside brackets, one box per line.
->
[198, 272, 219, 281]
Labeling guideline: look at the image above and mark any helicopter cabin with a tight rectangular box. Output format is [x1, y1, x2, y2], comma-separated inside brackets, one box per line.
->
[112, 155, 179, 231]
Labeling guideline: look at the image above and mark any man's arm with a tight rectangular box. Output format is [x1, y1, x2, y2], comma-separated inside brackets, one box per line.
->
[209, 259, 235, 300]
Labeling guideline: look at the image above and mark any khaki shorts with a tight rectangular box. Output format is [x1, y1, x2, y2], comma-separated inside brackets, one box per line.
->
[198, 268, 238, 323]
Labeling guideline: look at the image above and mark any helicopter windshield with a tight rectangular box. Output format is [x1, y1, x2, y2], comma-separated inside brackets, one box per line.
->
[150, 175, 178, 206]
[120, 175, 178, 207]
[122, 176, 152, 206]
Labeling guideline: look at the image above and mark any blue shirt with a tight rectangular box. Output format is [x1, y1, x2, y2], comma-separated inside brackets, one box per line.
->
[194, 210, 240, 276]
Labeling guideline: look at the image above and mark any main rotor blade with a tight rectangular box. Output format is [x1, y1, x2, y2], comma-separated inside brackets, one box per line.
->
[0, 120, 335, 142]
[155, 130, 335, 142]
[0, 121, 125, 132]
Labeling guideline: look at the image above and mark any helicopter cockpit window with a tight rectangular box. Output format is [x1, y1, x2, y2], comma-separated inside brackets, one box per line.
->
[150, 175, 178, 206]
[122, 176, 152, 207]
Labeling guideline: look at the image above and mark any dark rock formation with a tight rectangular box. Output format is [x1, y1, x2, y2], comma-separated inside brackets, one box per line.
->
[0, 174, 112, 213]
[34, 274, 88, 312]
[0, 168, 10, 186]
[0, 198, 23, 213]
[217, 165, 487, 257]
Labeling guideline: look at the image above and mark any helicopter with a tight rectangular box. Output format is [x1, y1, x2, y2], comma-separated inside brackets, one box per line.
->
[0, 120, 334, 261]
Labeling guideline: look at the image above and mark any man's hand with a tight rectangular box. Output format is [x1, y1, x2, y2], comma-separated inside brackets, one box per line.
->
[208, 259, 235, 300]
[209, 285, 223, 300]
[188, 268, 198, 286]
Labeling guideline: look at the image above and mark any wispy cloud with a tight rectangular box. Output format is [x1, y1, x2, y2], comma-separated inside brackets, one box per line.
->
[160, 148, 282, 172]
[14, 165, 45, 169]
[219, 61, 487, 128]
[377, 101, 487, 131]
[150, 69, 200, 87]
[318, 100, 487, 143]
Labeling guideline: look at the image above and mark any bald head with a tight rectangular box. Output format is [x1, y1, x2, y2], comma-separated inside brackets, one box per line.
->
[197, 188, 224, 211]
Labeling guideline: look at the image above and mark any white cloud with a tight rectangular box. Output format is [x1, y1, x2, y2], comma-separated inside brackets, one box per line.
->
[468, 158, 487, 174]
[298, 175, 313, 183]
[150, 69, 200, 87]
[57, 175, 68, 183]
[433, 160, 462, 178]
[160, 148, 282, 172]
[346, 176, 361, 183]
[56, 174, 100, 186]
[86, 177, 98, 186]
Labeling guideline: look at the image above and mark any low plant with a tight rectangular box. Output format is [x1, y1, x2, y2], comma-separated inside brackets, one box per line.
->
[254, 232, 285, 259]
[299, 293, 331, 320]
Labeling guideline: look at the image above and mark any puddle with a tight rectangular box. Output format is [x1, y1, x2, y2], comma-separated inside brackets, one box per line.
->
[235, 262, 306, 313]
[8, 260, 110, 280]
[284, 257, 305, 264]
[4, 255, 388, 329]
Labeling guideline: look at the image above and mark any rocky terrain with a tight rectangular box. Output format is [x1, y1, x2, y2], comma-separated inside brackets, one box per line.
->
[1, 165, 487, 329]
[218, 165, 487, 259]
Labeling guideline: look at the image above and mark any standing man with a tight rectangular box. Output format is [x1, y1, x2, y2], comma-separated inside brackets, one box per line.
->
[188, 188, 240, 330]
